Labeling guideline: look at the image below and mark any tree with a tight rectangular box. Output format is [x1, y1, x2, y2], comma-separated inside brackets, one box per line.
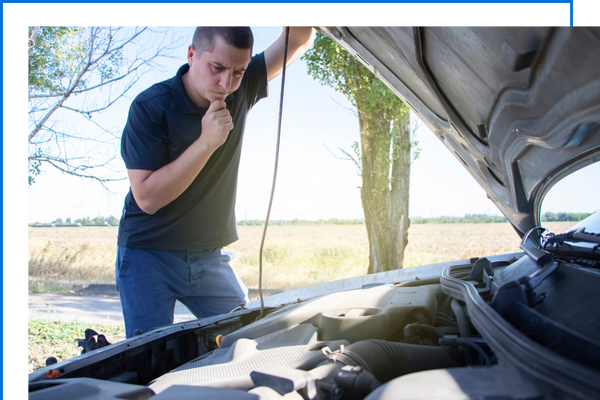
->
[28, 26, 181, 185]
[303, 33, 414, 274]
[107, 215, 120, 226]
[544, 212, 558, 222]
[92, 217, 105, 226]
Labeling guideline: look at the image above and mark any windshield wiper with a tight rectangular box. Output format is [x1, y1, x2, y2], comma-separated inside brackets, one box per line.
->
[542, 228, 600, 262]
[544, 228, 600, 246]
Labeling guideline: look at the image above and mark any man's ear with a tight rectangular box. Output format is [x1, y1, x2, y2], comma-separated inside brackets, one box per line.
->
[187, 45, 196, 65]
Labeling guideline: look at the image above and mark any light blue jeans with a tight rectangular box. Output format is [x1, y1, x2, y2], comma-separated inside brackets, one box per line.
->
[115, 247, 248, 338]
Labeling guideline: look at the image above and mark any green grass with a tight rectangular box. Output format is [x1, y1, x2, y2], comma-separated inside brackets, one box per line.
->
[28, 318, 125, 373]
[29, 279, 74, 294]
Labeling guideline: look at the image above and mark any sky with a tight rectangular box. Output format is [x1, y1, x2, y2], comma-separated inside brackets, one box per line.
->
[24, 23, 600, 225]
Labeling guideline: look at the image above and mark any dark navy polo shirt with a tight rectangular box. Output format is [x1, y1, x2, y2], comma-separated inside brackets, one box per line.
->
[118, 52, 268, 250]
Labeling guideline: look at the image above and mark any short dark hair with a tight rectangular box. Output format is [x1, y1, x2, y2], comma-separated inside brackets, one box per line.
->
[192, 27, 253, 55]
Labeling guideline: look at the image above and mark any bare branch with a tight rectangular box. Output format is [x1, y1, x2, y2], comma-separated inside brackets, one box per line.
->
[330, 96, 358, 117]
[29, 47, 94, 142]
[28, 26, 184, 185]
[323, 142, 362, 174]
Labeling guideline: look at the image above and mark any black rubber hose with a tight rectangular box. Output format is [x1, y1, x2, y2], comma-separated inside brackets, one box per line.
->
[435, 313, 456, 327]
[438, 337, 491, 366]
[403, 322, 446, 339]
[454, 338, 491, 366]
[451, 299, 476, 365]
[320, 340, 455, 384]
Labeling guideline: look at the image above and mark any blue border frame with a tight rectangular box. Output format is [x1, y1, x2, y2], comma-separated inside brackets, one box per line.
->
[0, 7, 7, 398]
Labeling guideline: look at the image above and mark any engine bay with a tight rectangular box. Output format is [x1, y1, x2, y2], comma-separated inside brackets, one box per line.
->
[29, 245, 600, 399]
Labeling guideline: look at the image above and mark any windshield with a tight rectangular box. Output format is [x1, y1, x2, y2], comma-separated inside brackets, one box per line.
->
[565, 210, 600, 235]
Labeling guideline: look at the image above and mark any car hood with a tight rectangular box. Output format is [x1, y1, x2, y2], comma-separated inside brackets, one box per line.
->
[319, 27, 600, 236]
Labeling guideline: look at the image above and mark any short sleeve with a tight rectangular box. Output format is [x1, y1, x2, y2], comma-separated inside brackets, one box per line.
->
[121, 100, 170, 171]
[242, 52, 269, 109]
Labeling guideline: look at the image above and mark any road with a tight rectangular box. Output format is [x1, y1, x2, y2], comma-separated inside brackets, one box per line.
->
[28, 284, 282, 325]
[28, 293, 196, 325]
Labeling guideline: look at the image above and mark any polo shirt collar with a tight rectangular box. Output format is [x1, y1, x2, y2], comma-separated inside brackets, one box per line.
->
[171, 64, 236, 115]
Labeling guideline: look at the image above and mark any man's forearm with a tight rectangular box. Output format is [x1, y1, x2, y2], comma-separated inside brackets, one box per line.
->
[129, 100, 234, 215]
[128, 137, 215, 215]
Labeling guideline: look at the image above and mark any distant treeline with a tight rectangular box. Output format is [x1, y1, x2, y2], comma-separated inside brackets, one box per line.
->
[237, 218, 365, 226]
[411, 214, 508, 224]
[239, 212, 593, 226]
[540, 212, 592, 222]
[29, 212, 594, 227]
[30, 216, 120, 227]
[409, 212, 592, 224]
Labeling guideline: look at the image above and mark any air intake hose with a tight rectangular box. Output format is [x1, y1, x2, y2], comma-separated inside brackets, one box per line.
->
[320, 340, 455, 383]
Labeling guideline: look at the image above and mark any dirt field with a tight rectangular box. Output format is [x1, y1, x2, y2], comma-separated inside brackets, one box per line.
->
[28, 222, 575, 292]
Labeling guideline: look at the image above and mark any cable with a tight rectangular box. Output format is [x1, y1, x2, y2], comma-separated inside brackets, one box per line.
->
[258, 27, 290, 319]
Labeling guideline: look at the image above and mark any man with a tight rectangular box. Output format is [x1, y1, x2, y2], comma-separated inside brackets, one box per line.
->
[117, 27, 315, 338]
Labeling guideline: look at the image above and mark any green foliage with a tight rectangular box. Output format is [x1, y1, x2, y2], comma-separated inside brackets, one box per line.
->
[28, 319, 125, 372]
[411, 214, 508, 224]
[29, 215, 120, 226]
[410, 213, 587, 224]
[92, 217, 105, 226]
[28, 26, 180, 186]
[29, 26, 126, 96]
[302, 33, 410, 195]
[107, 215, 120, 226]
[75, 217, 93, 226]
[302, 32, 408, 115]
[25, 143, 42, 189]
[28, 27, 125, 185]
[541, 212, 591, 222]
[237, 219, 365, 226]
[28, 27, 87, 94]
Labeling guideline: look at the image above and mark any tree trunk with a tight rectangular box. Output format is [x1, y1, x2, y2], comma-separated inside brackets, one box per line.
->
[359, 109, 411, 274]
[391, 117, 412, 270]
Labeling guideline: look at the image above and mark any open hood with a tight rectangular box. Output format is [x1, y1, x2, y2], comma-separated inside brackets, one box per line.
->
[320, 27, 600, 236]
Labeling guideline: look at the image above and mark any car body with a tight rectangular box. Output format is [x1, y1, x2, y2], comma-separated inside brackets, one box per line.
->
[29, 27, 600, 400]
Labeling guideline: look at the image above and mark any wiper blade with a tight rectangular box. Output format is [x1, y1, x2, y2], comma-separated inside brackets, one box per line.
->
[542, 228, 600, 263]
[544, 228, 600, 246]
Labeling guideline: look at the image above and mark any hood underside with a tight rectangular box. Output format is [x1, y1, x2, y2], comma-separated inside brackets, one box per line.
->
[320, 27, 600, 236]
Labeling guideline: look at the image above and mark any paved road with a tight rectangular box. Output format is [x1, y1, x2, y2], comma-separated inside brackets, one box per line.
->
[28, 283, 282, 328]
[28, 284, 281, 326]
[28, 293, 196, 325]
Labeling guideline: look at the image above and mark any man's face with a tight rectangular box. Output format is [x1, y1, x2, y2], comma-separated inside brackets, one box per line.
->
[186, 36, 252, 108]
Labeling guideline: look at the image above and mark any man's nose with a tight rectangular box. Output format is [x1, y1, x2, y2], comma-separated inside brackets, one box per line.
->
[220, 73, 233, 90]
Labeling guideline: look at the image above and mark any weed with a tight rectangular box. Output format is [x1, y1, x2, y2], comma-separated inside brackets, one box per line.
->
[28, 318, 125, 373]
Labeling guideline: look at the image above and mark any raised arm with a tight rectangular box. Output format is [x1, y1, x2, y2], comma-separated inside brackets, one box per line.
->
[264, 27, 315, 82]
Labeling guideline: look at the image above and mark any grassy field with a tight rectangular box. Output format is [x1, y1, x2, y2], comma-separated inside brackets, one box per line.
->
[28, 221, 574, 293]
[28, 221, 575, 372]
